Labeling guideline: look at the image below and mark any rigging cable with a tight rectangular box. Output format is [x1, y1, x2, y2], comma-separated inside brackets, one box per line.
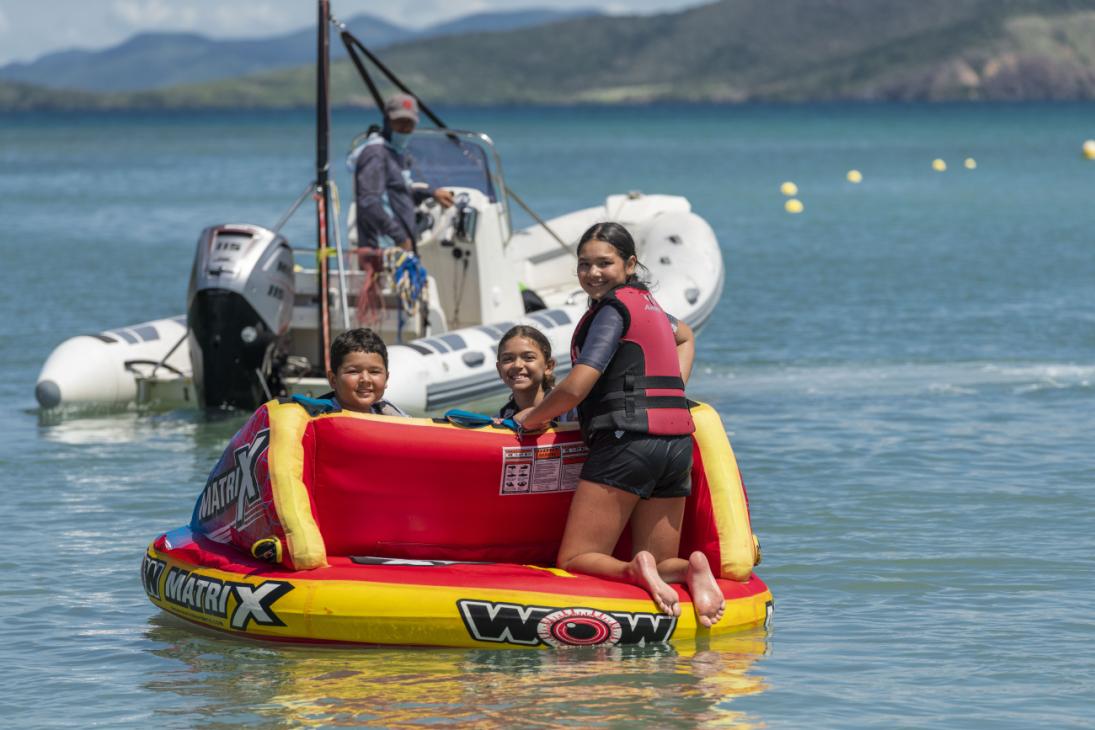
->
[271, 181, 317, 236]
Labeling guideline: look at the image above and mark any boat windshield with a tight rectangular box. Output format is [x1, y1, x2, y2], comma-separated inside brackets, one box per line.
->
[406, 129, 505, 204]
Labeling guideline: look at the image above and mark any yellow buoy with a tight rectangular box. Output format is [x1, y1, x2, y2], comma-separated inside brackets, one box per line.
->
[1083, 140, 1095, 160]
[964, 158, 977, 170]
[846, 169, 863, 184]
[780, 181, 798, 196]
[932, 159, 947, 172]
[784, 199, 804, 214]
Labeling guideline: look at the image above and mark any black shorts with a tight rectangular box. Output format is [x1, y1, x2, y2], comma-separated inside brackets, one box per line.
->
[579, 430, 693, 499]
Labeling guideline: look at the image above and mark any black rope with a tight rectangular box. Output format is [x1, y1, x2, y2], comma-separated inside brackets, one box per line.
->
[124, 359, 186, 378]
[338, 29, 448, 130]
[338, 30, 385, 113]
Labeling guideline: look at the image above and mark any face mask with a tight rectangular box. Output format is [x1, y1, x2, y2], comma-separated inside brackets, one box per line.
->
[389, 132, 411, 152]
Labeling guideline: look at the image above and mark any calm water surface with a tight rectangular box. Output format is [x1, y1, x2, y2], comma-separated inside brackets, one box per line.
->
[1, 104, 1093, 728]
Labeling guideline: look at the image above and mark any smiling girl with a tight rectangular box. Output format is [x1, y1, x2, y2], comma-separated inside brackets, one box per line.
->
[495, 325, 558, 420]
[513, 222, 724, 627]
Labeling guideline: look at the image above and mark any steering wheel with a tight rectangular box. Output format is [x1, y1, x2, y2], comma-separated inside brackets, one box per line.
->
[415, 196, 454, 248]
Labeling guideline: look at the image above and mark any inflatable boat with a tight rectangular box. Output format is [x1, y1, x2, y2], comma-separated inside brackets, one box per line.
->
[36, 185, 721, 415]
[142, 400, 771, 649]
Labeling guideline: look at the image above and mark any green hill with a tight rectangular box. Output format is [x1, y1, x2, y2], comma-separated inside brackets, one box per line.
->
[0, 80, 108, 111]
[4, 0, 1095, 110]
[0, 9, 599, 93]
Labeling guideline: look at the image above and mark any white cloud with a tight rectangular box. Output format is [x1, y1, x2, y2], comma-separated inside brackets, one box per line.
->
[211, 4, 299, 35]
[0, 8, 9, 34]
[107, 0, 307, 37]
[111, 0, 198, 30]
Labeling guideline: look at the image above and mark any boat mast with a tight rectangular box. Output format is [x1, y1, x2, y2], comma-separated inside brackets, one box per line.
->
[315, 0, 333, 374]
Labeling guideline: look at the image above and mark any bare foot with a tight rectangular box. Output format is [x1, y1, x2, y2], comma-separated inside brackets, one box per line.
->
[686, 551, 725, 628]
[629, 551, 681, 617]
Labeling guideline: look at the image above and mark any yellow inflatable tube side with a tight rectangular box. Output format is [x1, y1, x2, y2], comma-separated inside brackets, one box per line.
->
[690, 403, 758, 580]
[267, 400, 328, 569]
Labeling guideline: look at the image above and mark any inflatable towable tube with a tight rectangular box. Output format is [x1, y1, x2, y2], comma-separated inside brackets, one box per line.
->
[142, 399, 772, 648]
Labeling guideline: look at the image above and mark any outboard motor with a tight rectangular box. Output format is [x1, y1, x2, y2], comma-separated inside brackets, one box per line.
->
[187, 224, 294, 410]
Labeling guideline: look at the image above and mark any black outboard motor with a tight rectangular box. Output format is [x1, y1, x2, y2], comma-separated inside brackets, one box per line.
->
[188, 224, 295, 410]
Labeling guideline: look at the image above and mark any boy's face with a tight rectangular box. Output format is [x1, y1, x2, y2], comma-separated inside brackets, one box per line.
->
[327, 350, 388, 413]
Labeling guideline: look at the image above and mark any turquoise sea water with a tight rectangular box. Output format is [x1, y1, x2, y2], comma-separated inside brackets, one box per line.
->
[1, 104, 1094, 728]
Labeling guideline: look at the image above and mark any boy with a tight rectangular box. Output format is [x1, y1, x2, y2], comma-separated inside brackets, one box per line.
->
[303, 328, 408, 416]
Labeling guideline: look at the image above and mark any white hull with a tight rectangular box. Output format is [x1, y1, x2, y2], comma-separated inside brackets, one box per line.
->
[35, 316, 194, 410]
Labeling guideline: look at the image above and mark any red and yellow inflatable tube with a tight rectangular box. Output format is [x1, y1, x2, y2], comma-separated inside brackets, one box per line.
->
[142, 400, 771, 648]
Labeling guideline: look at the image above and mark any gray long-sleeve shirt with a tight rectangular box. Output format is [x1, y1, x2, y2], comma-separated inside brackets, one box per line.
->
[574, 306, 679, 372]
[353, 136, 434, 249]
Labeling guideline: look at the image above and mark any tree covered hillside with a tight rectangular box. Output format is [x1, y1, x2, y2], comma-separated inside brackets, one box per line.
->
[4, 0, 1095, 110]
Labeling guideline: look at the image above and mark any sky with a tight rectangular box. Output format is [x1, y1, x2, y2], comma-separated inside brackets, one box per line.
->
[0, 0, 704, 66]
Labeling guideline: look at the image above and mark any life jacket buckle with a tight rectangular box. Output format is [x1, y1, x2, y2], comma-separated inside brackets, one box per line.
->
[623, 373, 636, 417]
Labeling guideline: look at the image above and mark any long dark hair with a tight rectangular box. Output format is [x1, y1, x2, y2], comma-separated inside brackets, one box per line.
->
[497, 325, 556, 391]
[576, 222, 648, 284]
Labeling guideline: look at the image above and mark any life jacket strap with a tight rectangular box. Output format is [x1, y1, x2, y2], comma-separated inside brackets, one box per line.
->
[621, 374, 687, 391]
[586, 394, 692, 431]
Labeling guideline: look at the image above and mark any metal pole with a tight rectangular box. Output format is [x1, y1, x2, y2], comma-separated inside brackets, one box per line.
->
[316, 0, 333, 374]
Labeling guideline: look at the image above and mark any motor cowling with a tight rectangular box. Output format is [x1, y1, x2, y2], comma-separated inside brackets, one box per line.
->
[188, 224, 294, 410]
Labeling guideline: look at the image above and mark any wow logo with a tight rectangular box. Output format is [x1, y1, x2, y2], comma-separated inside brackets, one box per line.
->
[458, 599, 677, 647]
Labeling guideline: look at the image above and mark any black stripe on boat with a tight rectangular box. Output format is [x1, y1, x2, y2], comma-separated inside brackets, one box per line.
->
[421, 338, 450, 354]
[424, 363, 574, 411]
[439, 333, 467, 351]
[543, 309, 570, 325]
[425, 372, 505, 410]
[133, 325, 159, 342]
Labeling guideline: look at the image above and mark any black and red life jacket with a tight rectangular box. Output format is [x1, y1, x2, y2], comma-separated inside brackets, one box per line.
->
[570, 283, 695, 436]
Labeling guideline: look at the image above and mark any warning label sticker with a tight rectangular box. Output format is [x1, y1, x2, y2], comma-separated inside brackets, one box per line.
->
[500, 442, 589, 495]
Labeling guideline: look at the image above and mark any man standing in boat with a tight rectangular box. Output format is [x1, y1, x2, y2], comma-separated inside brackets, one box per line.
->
[353, 93, 454, 254]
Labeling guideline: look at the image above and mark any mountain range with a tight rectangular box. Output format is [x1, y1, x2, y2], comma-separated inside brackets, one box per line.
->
[3, 0, 1095, 110]
[0, 8, 600, 92]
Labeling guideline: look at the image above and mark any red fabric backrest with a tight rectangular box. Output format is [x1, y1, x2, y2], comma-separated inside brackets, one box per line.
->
[308, 418, 578, 563]
[304, 415, 721, 568]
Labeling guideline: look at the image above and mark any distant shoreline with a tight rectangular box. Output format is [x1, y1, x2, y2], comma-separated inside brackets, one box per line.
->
[6, 99, 1095, 117]
[8, 2, 1095, 112]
